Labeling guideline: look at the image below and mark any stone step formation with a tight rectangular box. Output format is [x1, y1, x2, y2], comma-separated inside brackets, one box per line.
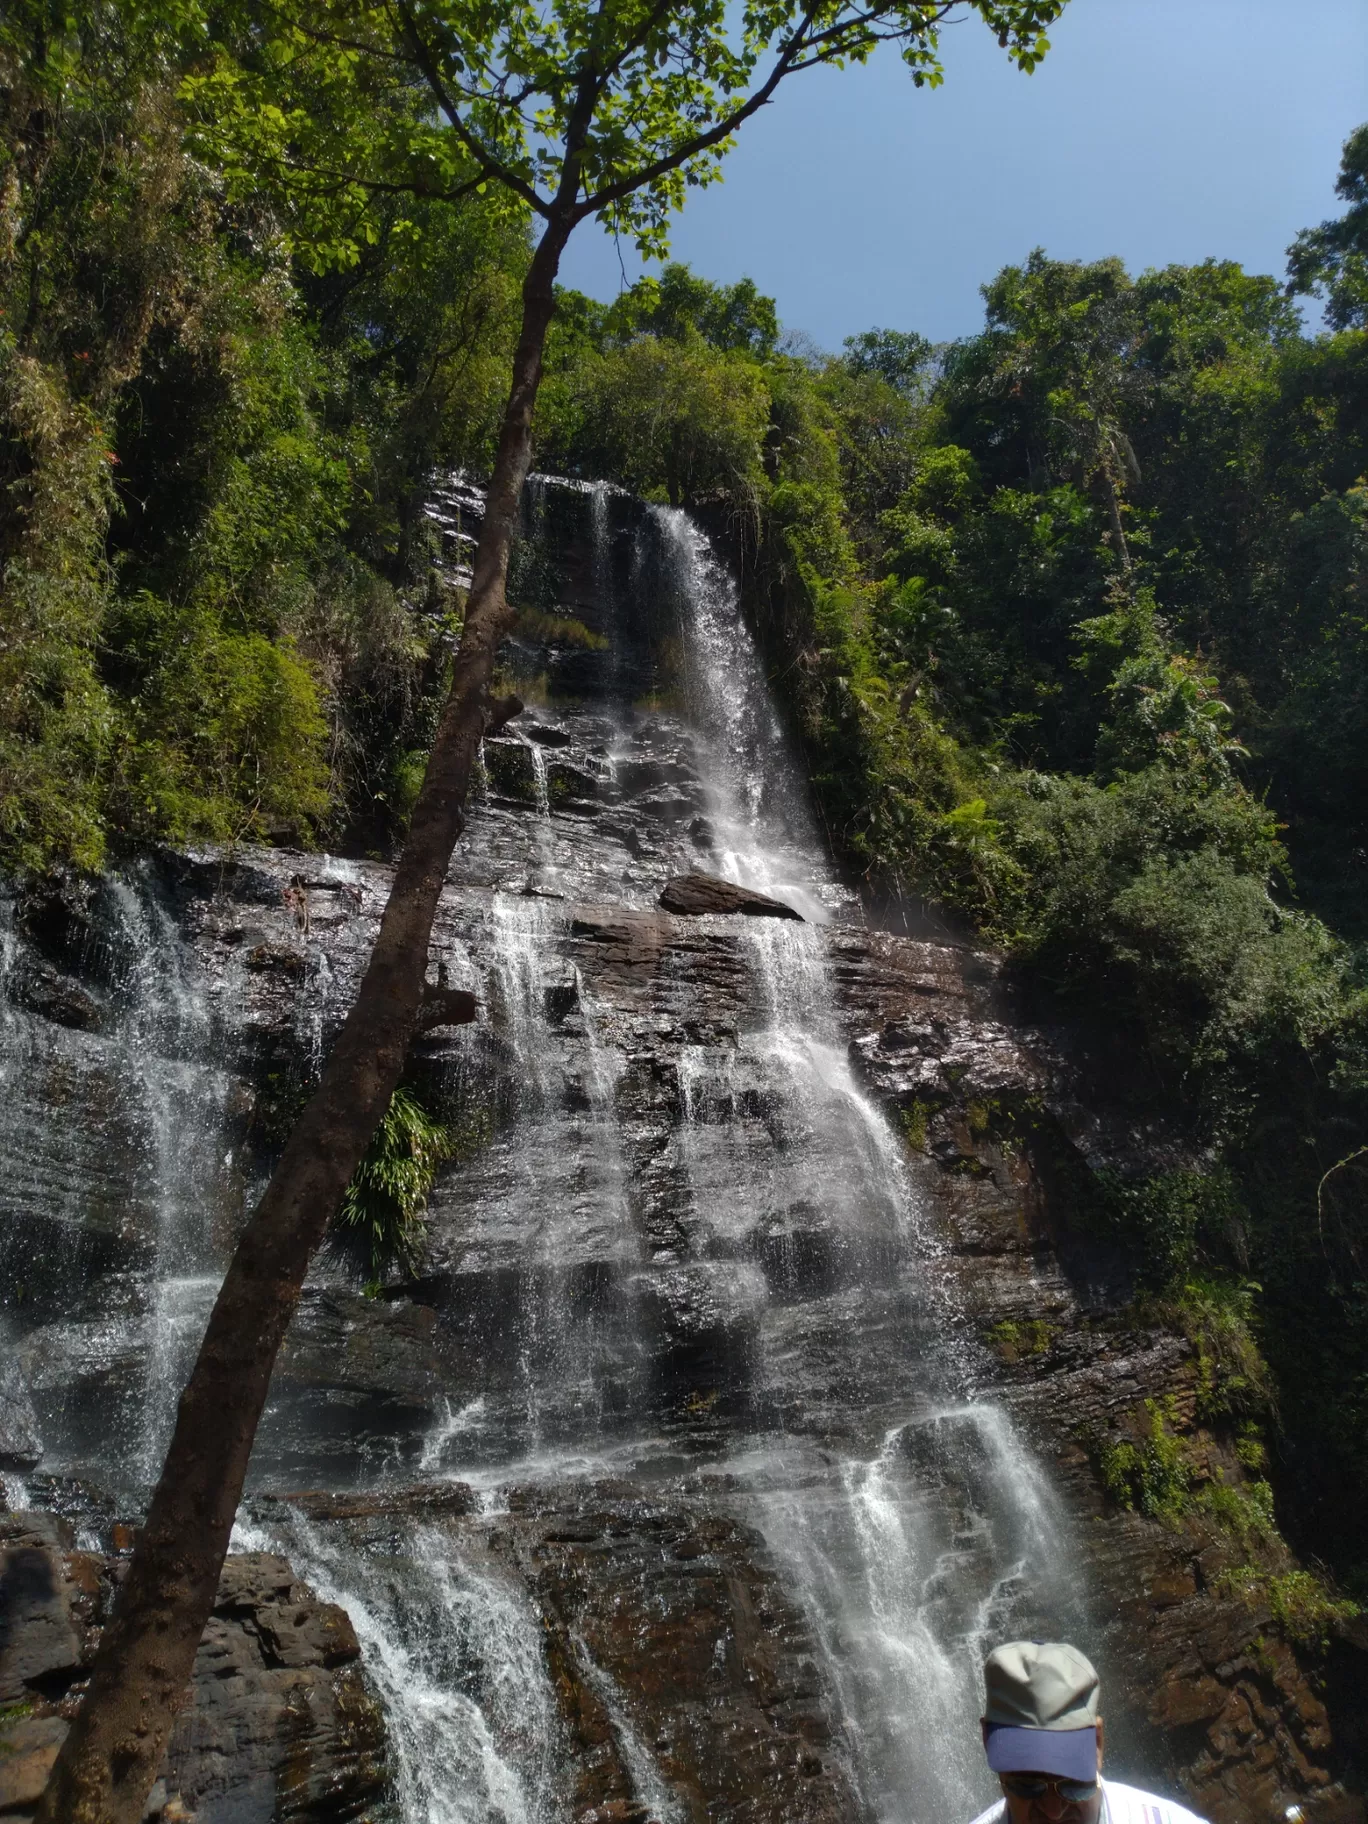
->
[1, 481, 1361, 1824]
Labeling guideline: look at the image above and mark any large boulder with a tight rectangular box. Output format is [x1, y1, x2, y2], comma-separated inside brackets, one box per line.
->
[658, 872, 802, 920]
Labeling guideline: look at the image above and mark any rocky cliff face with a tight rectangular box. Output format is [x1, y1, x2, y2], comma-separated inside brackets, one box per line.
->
[2, 481, 1363, 1823]
[0, 1511, 386, 1822]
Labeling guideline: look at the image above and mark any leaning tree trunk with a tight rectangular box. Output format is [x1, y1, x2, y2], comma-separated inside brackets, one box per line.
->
[36, 216, 572, 1824]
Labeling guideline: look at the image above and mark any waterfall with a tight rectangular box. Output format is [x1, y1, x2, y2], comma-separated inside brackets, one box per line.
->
[646, 504, 834, 920]
[745, 1410, 1077, 1823]
[235, 1506, 565, 1824]
[5, 483, 1090, 1824]
[1, 863, 246, 1495]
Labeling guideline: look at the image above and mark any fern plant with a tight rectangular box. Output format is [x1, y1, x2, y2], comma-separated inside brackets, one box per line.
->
[333, 1087, 453, 1293]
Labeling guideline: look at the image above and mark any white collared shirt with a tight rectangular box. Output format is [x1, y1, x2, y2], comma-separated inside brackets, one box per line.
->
[968, 1776, 1208, 1824]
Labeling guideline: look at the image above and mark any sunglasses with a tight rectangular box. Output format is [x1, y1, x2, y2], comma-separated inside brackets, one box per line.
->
[1000, 1773, 1100, 1805]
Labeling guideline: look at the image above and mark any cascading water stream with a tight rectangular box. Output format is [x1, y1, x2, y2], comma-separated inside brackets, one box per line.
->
[235, 1506, 564, 1824]
[2, 481, 1088, 1824]
[1, 864, 247, 1495]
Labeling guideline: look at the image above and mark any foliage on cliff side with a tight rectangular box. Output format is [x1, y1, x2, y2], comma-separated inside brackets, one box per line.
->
[1, 3, 529, 868]
[534, 143, 1368, 1585]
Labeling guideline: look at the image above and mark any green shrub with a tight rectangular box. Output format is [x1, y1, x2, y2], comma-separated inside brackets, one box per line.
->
[1216, 1565, 1360, 1652]
[0, 345, 114, 870]
[1099, 1171, 1245, 1287]
[105, 594, 330, 845]
[1164, 1277, 1274, 1420]
[987, 1318, 1055, 1362]
[333, 1086, 453, 1292]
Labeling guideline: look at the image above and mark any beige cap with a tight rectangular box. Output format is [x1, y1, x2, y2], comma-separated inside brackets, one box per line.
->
[983, 1642, 1101, 1780]
[984, 1641, 1100, 1730]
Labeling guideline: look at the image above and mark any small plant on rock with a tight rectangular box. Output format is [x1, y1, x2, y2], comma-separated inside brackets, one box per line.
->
[1097, 1397, 1195, 1523]
[332, 1086, 453, 1293]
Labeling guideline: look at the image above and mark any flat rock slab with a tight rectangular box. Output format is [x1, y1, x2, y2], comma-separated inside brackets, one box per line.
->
[658, 872, 802, 920]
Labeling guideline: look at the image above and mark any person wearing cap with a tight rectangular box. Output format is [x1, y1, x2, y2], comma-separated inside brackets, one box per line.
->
[970, 1641, 1209, 1824]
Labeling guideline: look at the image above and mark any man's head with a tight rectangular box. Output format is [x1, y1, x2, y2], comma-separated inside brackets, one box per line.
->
[981, 1641, 1104, 1824]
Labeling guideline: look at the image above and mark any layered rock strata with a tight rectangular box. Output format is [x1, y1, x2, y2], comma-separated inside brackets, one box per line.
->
[0, 1511, 387, 1822]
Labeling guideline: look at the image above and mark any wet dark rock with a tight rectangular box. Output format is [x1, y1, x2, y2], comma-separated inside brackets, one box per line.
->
[0, 1363, 43, 1471]
[2, 957, 104, 1031]
[544, 977, 581, 1022]
[484, 737, 542, 804]
[658, 873, 803, 920]
[13, 871, 96, 973]
[614, 758, 699, 797]
[546, 759, 604, 806]
[516, 1492, 854, 1824]
[278, 1483, 475, 1524]
[277, 1487, 856, 1824]
[0, 1516, 387, 1823]
[245, 942, 307, 975]
[0, 1514, 82, 1703]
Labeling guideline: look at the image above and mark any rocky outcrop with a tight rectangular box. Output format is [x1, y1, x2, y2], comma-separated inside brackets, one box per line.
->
[263, 1484, 854, 1824]
[658, 873, 802, 920]
[831, 933, 1366, 1822]
[0, 1512, 387, 1822]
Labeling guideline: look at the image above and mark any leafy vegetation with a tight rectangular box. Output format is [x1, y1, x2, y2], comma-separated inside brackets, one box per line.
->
[2, 0, 1366, 1597]
[1, 2, 528, 867]
[1093, 1393, 1360, 1651]
[1097, 1397, 1196, 1522]
[332, 1086, 453, 1292]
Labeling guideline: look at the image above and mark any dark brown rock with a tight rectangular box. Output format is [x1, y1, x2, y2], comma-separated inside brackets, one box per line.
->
[0, 1516, 81, 1704]
[658, 873, 802, 920]
[0, 1523, 387, 1823]
[516, 1495, 850, 1824]
[1, 958, 103, 1031]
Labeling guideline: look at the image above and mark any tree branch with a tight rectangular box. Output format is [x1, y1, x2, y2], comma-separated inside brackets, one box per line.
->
[577, 5, 821, 219]
[388, 0, 547, 214]
[575, 0, 966, 216]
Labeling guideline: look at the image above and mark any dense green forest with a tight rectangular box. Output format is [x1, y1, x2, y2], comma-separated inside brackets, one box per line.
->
[3, 9, 1366, 1584]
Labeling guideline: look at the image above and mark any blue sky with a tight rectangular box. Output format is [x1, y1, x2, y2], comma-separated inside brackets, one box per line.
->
[557, 0, 1368, 349]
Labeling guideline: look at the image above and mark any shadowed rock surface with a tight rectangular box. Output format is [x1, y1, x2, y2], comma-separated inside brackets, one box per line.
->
[658, 873, 803, 920]
[0, 1512, 387, 1822]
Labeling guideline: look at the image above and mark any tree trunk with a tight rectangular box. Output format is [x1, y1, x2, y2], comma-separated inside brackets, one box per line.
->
[1102, 463, 1131, 574]
[36, 214, 571, 1824]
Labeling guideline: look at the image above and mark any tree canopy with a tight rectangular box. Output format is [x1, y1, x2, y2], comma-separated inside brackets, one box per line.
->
[189, 1, 1062, 265]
